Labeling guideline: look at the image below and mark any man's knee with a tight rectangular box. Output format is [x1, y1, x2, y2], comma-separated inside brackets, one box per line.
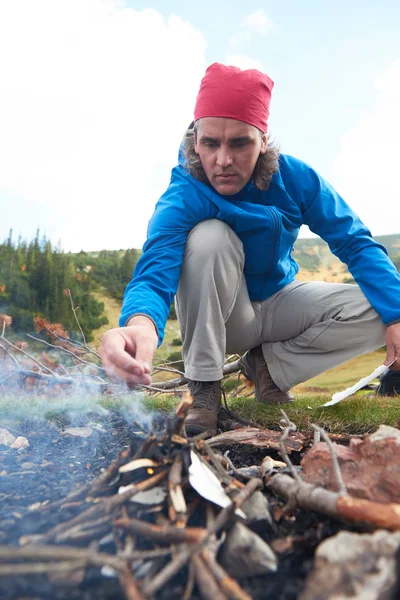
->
[186, 219, 243, 259]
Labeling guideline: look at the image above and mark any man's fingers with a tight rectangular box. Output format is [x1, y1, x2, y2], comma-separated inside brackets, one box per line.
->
[135, 340, 156, 374]
[99, 326, 157, 385]
[101, 357, 151, 386]
[100, 330, 144, 375]
[385, 355, 400, 370]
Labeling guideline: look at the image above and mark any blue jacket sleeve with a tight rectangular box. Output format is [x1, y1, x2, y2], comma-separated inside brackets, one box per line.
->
[119, 168, 214, 345]
[297, 164, 400, 325]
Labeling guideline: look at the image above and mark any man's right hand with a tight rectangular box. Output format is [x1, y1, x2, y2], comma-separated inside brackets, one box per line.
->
[99, 316, 158, 387]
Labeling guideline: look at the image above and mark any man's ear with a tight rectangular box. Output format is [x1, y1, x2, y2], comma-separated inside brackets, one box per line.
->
[193, 129, 199, 154]
[260, 132, 268, 155]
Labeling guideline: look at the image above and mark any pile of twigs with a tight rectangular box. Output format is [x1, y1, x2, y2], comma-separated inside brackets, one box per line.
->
[2, 395, 400, 598]
[0, 393, 271, 599]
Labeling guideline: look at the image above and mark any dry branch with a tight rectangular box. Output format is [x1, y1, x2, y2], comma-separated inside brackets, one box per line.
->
[265, 472, 400, 531]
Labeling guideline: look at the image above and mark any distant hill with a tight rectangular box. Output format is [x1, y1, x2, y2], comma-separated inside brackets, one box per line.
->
[76, 233, 400, 293]
[294, 234, 400, 283]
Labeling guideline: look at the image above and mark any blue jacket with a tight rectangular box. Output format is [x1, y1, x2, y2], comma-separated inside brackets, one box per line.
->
[120, 153, 400, 345]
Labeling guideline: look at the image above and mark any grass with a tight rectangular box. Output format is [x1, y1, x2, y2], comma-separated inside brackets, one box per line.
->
[90, 290, 122, 348]
[293, 348, 387, 396]
[9, 291, 392, 436]
[1, 382, 398, 436]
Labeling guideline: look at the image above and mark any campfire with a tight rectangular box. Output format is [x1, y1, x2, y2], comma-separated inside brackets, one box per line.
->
[1, 311, 400, 599]
[1, 389, 400, 600]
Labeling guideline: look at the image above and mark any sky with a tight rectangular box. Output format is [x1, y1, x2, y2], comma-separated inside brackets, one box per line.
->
[1, 0, 399, 252]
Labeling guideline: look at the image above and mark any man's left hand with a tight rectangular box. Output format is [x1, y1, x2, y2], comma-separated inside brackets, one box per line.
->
[385, 323, 400, 370]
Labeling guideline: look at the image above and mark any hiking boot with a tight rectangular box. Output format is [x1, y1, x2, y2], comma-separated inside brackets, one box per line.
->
[239, 346, 294, 404]
[185, 380, 221, 437]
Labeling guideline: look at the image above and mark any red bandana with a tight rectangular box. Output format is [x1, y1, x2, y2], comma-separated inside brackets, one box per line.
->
[194, 63, 274, 133]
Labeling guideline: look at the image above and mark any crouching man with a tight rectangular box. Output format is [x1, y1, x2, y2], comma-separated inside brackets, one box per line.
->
[100, 63, 400, 436]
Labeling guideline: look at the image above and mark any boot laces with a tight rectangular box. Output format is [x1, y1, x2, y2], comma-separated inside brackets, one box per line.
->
[187, 380, 221, 410]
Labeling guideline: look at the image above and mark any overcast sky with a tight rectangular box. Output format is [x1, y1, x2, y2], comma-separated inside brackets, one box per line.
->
[1, 0, 399, 251]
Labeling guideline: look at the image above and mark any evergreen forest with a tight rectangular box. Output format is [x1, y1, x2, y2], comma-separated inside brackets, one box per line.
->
[0, 231, 140, 341]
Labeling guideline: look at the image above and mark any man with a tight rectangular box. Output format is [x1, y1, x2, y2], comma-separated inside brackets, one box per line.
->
[100, 63, 400, 435]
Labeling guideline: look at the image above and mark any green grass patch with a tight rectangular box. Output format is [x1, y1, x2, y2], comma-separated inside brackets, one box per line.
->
[220, 393, 399, 434]
[1, 390, 398, 436]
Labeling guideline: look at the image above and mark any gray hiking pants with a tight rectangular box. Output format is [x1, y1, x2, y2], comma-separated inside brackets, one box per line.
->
[175, 219, 386, 390]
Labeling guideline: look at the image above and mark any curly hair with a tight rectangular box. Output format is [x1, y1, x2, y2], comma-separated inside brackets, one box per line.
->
[182, 122, 280, 191]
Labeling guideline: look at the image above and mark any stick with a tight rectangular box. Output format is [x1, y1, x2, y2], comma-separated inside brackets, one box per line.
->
[20, 470, 167, 545]
[26, 334, 105, 372]
[0, 545, 125, 571]
[144, 358, 243, 390]
[119, 568, 145, 600]
[64, 289, 87, 347]
[311, 424, 347, 495]
[143, 477, 262, 595]
[0, 559, 87, 576]
[265, 473, 400, 530]
[192, 554, 228, 600]
[201, 549, 252, 600]
[182, 560, 196, 600]
[114, 518, 206, 545]
[279, 410, 301, 482]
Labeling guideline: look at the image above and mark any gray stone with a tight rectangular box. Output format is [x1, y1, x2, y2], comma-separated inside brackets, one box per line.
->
[241, 490, 274, 531]
[20, 462, 35, 470]
[299, 529, 400, 600]
[10, 436, 30, 449]
[61, 427, 93, 438]
[220, 522, 277, 577]
[0, 427, 16, 447]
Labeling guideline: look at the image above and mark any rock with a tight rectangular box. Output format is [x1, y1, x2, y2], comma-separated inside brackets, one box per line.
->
[10, 436, 30, 449]
[301, 425, 400, 503]
[20, 462, 35, 470]
[299, 530, 400, 600]
[241, 490, 274, 531]
[0, 427, 16, 447]
[61, 427, 93, 438]
[220, 522, 277, 577]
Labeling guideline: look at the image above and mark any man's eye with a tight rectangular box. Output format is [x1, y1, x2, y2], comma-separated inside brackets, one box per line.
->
[204, 142, 218, 148]
[231, 141, 248, 147]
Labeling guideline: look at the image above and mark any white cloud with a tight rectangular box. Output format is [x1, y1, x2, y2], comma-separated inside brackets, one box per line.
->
[0, 0, 207, 251]
[230, 8, 275, 47]
[244, 8, 274, 35]
[333, 58, 400, 236]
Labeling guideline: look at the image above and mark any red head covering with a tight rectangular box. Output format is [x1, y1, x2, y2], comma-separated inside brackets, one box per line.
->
[194, 63, 274, 133]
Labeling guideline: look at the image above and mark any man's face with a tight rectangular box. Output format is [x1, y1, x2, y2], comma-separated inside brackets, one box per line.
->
[194, 117, 267, 195]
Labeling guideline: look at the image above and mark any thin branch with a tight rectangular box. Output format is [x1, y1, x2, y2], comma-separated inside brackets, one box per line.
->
[279, 410, 301, 482]
[151, 365, 185, 376]
[146, 357, 243, 391]
[65, 289, 87, 346]
[46, 329, 102, 361]
[311, 424, 347, 496]
[0, 369, 107, 387]
[0, 342, 20, 367]
[0, 545, 125, 572]
[26, 334, 105, 372]
[0, 338, 55, 375]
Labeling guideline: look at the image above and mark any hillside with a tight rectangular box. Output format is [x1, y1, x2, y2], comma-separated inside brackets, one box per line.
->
[89, 232, 400, 338]
[294, 233, 400, 283]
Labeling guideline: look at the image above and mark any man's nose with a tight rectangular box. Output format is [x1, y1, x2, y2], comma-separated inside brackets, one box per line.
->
[216, 147, 232, 168]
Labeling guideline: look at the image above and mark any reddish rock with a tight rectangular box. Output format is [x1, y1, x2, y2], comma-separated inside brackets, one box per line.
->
[301, 425, 400, 503]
